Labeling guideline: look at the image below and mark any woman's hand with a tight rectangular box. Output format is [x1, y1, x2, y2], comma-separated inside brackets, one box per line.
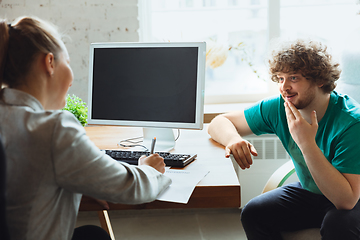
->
[138, 154, 166, 173]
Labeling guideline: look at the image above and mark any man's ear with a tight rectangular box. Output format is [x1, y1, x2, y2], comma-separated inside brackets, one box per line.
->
[44, 53, 55, 77]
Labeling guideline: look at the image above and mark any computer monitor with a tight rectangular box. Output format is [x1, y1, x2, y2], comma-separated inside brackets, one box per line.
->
[88, 42, 206, 151]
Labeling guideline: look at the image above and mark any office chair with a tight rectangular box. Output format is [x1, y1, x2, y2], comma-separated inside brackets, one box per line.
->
[0, 135, 10, 240]
[262, 160, 321, 240]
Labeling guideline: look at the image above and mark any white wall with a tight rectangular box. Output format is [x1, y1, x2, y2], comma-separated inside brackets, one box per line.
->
[0, 0, 139, 102]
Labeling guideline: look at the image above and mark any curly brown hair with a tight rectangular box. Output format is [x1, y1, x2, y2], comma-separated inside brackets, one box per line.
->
[268, 39, 341, 93]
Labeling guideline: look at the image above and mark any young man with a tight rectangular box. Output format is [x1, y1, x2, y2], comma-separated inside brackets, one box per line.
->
[208, 39, 360, 239]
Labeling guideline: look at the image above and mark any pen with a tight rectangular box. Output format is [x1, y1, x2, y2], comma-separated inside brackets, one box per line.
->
[150, 137, 156, 154]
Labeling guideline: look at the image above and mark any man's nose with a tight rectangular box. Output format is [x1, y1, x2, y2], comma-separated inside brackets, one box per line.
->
[280, 78, 291, 91]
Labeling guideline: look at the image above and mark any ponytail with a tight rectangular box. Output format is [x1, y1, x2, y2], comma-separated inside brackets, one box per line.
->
[0, 16, 63, 88]
[0, 21, 10, 88]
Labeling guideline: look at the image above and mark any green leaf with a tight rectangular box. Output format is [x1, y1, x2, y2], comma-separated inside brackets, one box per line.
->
[62, 94, 88, 127]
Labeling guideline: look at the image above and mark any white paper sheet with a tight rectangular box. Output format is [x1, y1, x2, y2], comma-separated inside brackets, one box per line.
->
[156, 169, 210, 204]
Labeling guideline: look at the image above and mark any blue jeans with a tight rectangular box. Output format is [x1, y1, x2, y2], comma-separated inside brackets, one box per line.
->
[241, 182, 360, 240]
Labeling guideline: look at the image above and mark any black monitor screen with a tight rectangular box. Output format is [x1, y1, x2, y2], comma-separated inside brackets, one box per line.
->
[91, 47, 199, 124]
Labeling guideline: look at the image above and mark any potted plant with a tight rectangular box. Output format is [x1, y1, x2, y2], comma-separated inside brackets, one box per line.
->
[62, 94, 88, 127]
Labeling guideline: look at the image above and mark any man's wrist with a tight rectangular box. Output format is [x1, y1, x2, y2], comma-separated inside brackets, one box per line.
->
[226, 135, 243, 147]
[299, 140, 319, 157]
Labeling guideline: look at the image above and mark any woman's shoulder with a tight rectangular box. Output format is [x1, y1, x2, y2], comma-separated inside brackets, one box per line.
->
[29, 109, 85, 139]
[47, 110, 84, 132]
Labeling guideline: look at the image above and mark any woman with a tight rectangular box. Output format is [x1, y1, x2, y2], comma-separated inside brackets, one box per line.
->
[0, 16, 171, 240]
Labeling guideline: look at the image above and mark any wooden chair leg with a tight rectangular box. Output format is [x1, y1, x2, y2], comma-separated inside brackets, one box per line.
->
[97, 210, 115, 240]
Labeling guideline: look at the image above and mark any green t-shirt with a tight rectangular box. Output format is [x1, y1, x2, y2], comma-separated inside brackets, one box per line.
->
[244, 91, 360, 194]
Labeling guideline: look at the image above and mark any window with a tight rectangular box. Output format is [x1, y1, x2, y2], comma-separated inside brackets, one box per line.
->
[280, 0, 358, 46]
[139, 0, 359, 104]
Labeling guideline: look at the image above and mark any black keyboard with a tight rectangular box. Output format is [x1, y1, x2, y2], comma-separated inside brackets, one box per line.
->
[104, 150, 197, 168]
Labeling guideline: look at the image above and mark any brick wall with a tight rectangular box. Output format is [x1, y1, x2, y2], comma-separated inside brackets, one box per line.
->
[0, 0, 139, 102]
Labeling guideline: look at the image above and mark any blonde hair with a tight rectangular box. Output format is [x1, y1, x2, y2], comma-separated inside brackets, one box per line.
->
[0, 16, 63, 88]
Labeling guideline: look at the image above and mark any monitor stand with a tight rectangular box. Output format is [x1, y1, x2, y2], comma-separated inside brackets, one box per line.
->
[143, 127, 175, 152]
